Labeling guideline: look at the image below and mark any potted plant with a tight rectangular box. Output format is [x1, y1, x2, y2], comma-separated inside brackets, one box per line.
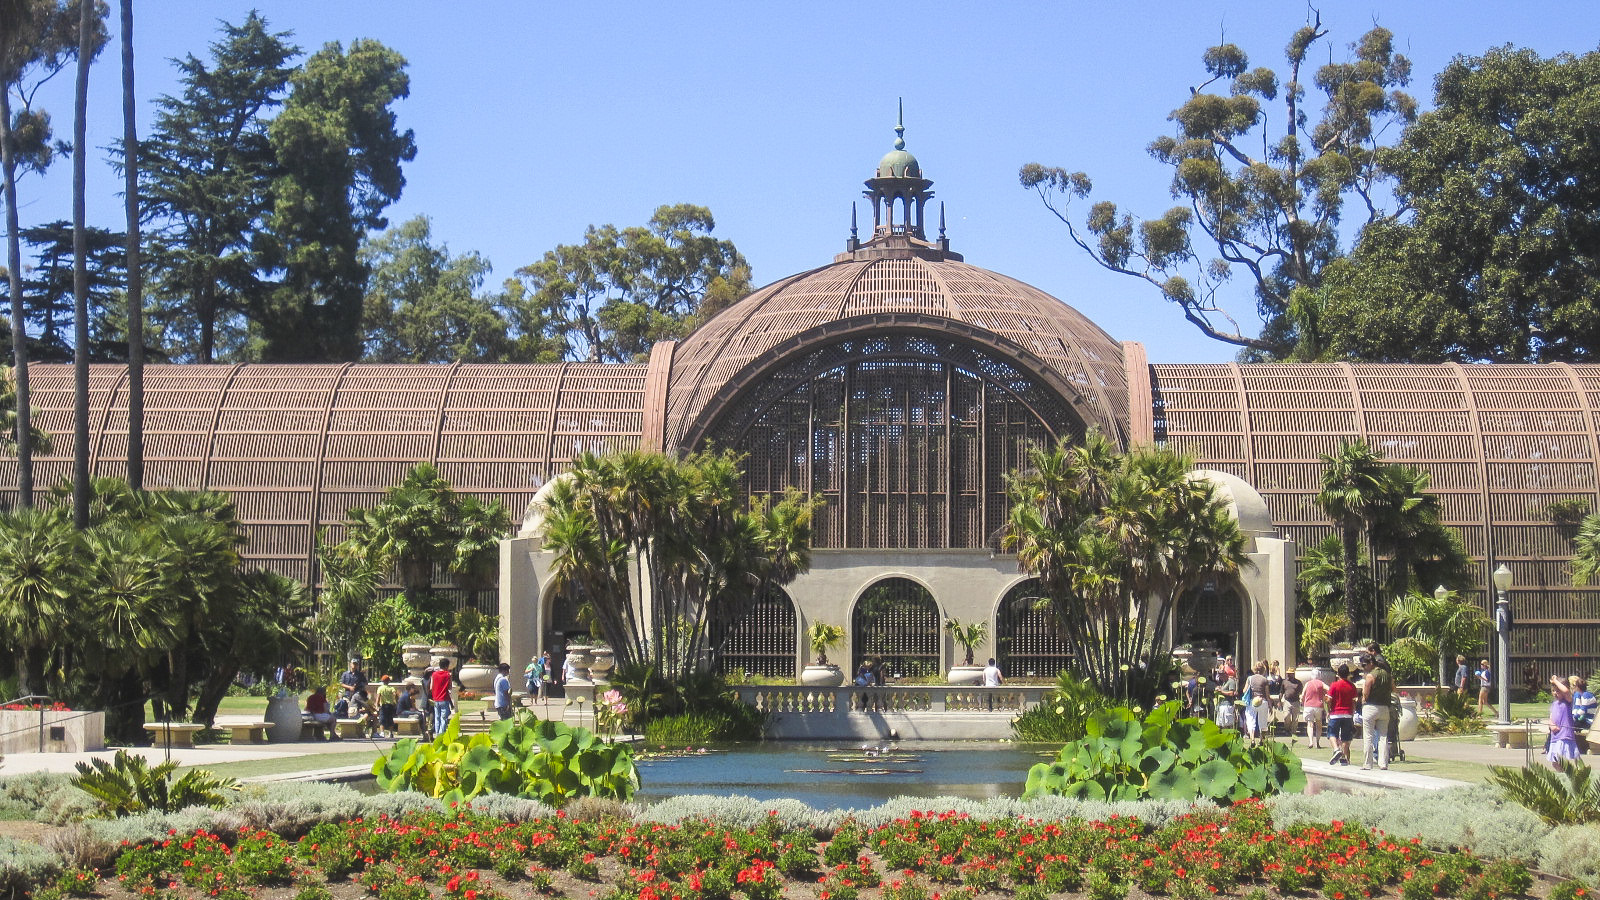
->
[454, 609, 500, 692]
[801, 621, 846, 686]
[944, 619, 988, 684]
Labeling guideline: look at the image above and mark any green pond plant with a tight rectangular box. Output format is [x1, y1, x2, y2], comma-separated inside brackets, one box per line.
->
[1023, 700, 1305, 802]
[372, 711, 637, 806]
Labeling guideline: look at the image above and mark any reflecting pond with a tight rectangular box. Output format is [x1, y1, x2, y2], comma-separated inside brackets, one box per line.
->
[632, 741, 1354, 810]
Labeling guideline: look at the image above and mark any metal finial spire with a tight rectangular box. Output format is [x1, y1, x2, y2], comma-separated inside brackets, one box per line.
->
[939, 202, 946, 239]
[894, 97, 905, 150]
[851, 203, 858, 239]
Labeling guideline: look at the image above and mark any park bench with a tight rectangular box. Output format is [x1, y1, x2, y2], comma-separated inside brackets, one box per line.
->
[396, 717, 423, 736]
[143, 722, 205, 748]
[1488, 722, 1533, 748]
[334, 718, 367, 739]
[220, 721, 270, 744]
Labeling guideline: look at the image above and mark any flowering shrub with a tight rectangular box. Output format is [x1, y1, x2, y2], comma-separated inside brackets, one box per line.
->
[597, 689, 630, 737]
[1, 701, 70, 711]
[39, 799, 1587, 900]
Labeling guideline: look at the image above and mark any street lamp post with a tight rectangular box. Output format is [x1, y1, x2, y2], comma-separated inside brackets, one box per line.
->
[1492, 564, 1513, 725]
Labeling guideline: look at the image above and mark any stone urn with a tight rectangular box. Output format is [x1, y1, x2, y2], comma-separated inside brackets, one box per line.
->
[402, 643, 433, 680]
[430, 644, 458, 671]
[800, 664, 844, 687]
[589, 647, 615, 683]
[1398, 698, 1420, 741]
[265, 690, 303, 743]
[565, 644, 594, 683]
[457, 663, 496, 692]
[946, 665, 984, 685]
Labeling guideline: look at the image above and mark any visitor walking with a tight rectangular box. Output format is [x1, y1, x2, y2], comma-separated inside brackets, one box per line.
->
[524, 655, 543, 696]
[1281, 667, 1302, 731]
[1476, 659, 1493, 714]
[1214, 666, 1239, 730]
[493, 662, 514, 720]
[429, 659, 455, 736]
[1326, 664, 1356, 764]
[1360, 654, 1393, 770]
[1454, 655, 1470, 696]
[1266, 661, 1285, 735]
[1244, 661, 1270, 743]
[1548, 675, 1582, 766]
[1299, 666, 1327, 749]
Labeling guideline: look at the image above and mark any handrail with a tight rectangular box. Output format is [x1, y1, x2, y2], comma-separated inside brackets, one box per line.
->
[0, 694, 54, 753]
[1, 694, 52, 707]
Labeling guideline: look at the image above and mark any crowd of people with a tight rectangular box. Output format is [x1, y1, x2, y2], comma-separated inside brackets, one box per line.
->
[300, 656, 532, 741]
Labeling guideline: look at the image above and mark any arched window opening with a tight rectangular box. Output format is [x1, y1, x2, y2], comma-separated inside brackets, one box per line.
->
[852, 577, 939, 680]
[701, 333, 1083, 550]
[995, 579, 1073, 680]
[1175, 578, 1245, 660]
[712, 585, 797, 679]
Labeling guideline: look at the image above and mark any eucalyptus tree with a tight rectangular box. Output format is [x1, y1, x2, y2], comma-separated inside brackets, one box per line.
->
[1019, 16, 1415, 359]
[1003, 433, 1250, 704]
[1, 0, 106, 506]
[1315, 440, 1388, 641]
[541, 449, 817, 682]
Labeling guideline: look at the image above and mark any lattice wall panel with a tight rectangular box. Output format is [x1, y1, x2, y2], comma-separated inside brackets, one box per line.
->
[12, 363, 650, 593]
[1152, 361, 1600, 676]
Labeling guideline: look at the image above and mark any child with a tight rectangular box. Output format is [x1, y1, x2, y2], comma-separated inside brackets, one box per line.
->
[1548, 675, 1581, 766]
[1571, 674, 1596, 731]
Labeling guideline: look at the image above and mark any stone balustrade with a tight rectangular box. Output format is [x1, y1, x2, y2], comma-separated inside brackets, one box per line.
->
[733, 685, 1051, 740]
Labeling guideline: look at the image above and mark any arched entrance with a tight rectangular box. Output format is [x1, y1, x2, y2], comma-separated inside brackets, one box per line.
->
[852, 577, 939, 680]
[995, 578, 1072, 680]
[1174, 578, 1246, 660]
[712, 586, 797, 679]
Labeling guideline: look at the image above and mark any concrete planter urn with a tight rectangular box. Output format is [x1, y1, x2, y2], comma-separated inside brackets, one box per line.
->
[457, 664, 496, 692]
[800, 664, 844, 687]
[1398, 698, 1420, 741]
[946, 665, 984, 685]
[265, 691, 303, 743]
[430, 645, 458, 671]
[402, 643, 433, 679]
[565, 645, 594, 683]
[589, 648, 615, 683]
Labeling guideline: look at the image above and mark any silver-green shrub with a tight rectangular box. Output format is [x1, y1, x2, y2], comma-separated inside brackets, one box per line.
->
[0, 772, 96, 824]
[0, 836, 59, 897]
[1537, 825, 1600, 881]
[460, 793, 555, 822]
[636, 795, 839, 833]
[1267, 785, 1548, 861]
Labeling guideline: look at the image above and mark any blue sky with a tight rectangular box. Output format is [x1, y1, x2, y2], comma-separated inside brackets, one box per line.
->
[15, 1, 1597, 363]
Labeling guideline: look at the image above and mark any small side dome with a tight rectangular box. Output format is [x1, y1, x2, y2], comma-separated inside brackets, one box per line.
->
[877, 147, 921, 179]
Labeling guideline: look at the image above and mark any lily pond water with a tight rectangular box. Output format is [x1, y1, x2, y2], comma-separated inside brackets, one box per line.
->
[631, 741, 1352, 810]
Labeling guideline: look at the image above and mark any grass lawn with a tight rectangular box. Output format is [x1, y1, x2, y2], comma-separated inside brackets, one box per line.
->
[1278, 738, 1493, 784]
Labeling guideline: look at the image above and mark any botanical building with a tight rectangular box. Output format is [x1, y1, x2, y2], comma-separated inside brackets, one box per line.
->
[10, 131, 1599, 683]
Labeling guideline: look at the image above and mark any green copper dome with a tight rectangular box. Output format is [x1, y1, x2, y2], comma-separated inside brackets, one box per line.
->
[877, 147, 921, 178]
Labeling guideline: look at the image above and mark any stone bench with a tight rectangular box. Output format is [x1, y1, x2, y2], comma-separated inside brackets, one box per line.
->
[221, 721, 270, 744]
[335, 718, 367, 739]
[396, 717, 424, 736]
[1489, 723, 1534, 748]
[144, 722, 205, 748]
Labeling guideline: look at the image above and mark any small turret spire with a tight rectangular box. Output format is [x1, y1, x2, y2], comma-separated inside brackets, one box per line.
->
[894, 97, 906, 150]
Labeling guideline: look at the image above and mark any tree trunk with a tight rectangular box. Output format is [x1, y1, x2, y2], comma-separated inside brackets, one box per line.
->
[1, 88, 34, 508]
[72, 0, 93, 529]
[1341, 521, 1361, 642]
[191, 664, 236, 726]
[121, 0, 143, 490]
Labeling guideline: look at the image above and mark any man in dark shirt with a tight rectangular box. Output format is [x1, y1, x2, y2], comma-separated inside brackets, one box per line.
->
[1361, 654, 1394, 770]
[1366, 641, 1403, 761]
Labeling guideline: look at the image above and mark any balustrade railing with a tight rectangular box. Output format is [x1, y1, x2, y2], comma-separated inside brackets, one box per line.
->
[735, 684, 1050, 716]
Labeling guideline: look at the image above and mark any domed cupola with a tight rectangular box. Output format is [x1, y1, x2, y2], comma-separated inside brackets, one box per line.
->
[849, 101, 954, 259]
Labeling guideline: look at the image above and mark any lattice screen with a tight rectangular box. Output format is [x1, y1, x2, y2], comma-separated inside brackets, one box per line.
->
[995, 578, 1073, 679]
[1153, 362, 1600, 678]
[852, 577, 940, 680]
[712, 586, 797, 679]
[701, 333, 1081, 549]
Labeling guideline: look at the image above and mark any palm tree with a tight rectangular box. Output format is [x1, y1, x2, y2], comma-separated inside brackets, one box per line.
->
[1388, 587, 1490, 687]
[69, 0, 97, 529]
[80, 524, 181, 740]
[1005, 432, 1250, 704]
[0, 505, 80, 695]
[1573, 513, 1600, 587]
[1315, 440, 1388, 642]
